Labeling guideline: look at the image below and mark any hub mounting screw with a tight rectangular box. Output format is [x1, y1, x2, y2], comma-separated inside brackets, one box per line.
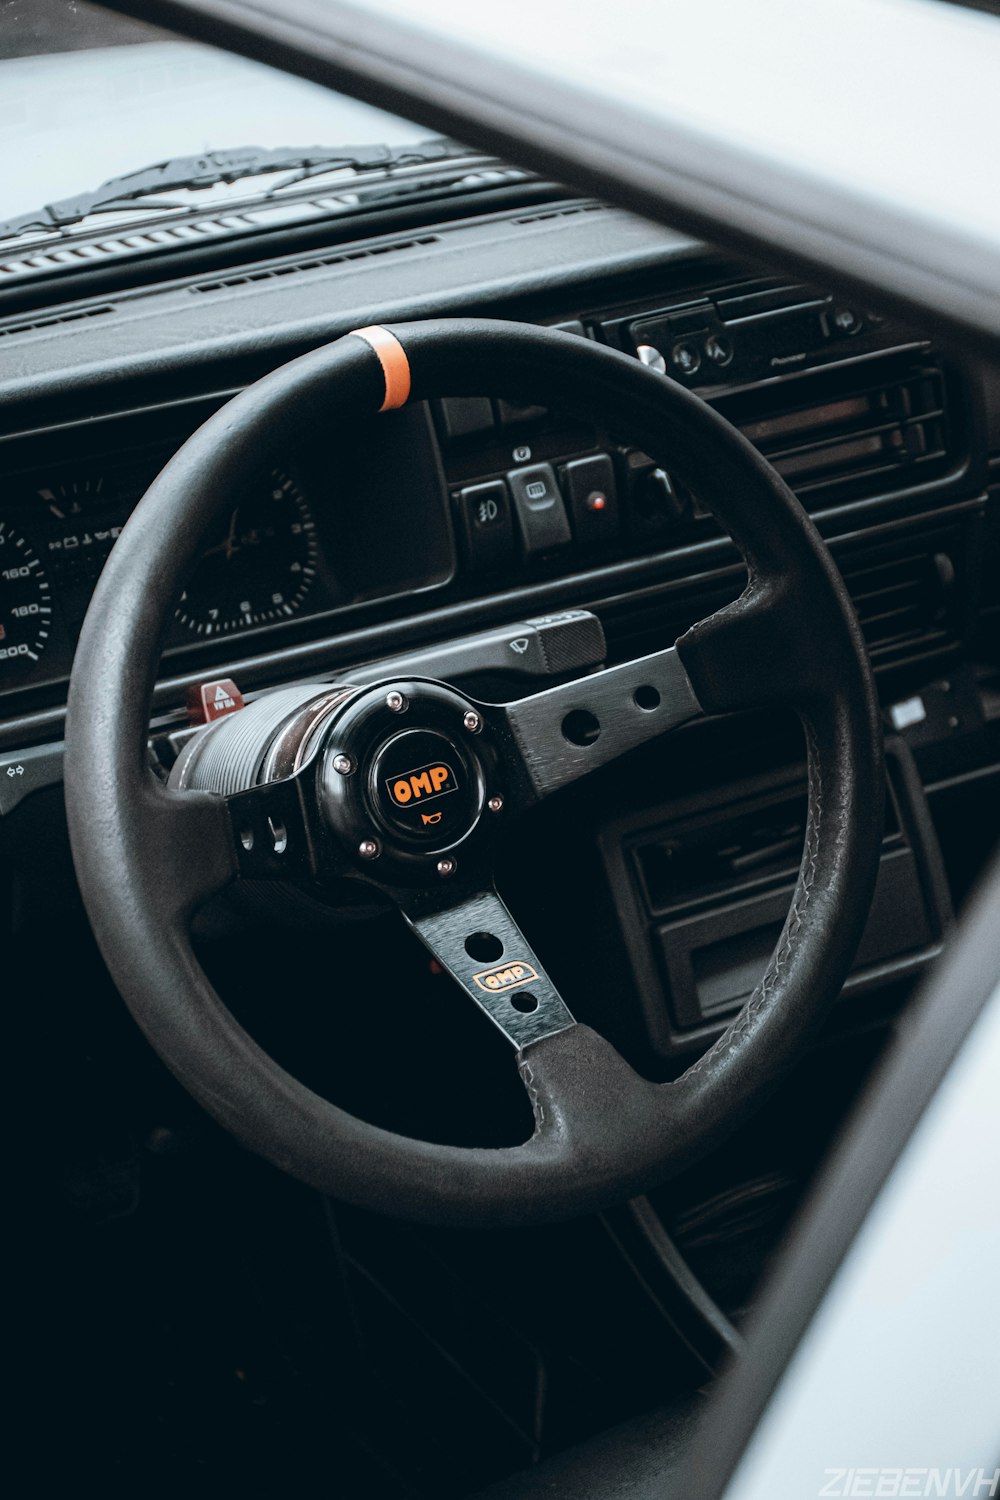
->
[358, 838, 380, 859]
[436, 857, 457, 878]
[332, 752, 354, 776]
[463, 710, 482, 734]
[386, 690, 407, 713]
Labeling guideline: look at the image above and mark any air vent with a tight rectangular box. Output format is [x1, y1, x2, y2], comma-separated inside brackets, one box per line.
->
[718, 356, 953, 506]
[513, 203, 608, 226]
[0, 303, 114, 339]
[601, 536, 961, 673]
[842, 546, 957, 658]
[188, 234, 440, 293]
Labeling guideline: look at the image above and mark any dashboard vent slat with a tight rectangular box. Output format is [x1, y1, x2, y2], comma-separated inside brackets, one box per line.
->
[719, 359, 952, 506]
[0, 303, 114, 339]
[841, 549, 954, 654]
[512, 203, 608, 226]
[188, 234, 441, 294]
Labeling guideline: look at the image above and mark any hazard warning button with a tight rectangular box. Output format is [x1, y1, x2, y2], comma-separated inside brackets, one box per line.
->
[185, 678, 245, 725]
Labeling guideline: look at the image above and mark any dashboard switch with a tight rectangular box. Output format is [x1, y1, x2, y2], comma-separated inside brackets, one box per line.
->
[436, 397, 495, 442]
[562, 454, 620, 545]
[507, 464, 571, 556]
[495, 399, 547, 427]
[454, 480, 515, 572]
[186, 677, 245, 725]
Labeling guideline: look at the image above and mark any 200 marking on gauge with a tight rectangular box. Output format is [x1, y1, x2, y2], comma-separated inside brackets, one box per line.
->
[0, 521, 53, 665]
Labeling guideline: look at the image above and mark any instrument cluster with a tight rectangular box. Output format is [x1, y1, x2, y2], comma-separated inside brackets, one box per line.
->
[0, 446, 336, 698]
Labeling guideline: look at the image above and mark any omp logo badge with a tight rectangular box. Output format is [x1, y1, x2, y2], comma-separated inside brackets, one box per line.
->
[386, 760, 458, 807]
[473, 962, 539, 993]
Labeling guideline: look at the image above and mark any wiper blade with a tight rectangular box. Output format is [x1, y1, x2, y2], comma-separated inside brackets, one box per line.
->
[0, 138, 479, 241]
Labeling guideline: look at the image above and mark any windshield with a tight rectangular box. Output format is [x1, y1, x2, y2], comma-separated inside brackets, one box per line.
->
[0, 0, 433, 224]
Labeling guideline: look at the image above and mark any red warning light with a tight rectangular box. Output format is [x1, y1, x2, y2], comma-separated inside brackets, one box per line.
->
[587, 491, 607, 512]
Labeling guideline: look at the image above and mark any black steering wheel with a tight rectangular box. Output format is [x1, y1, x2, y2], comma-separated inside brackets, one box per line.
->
[64, 319, 883, 1228]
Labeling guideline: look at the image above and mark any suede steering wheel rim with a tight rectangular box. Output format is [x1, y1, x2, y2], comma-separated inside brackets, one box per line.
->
[64, 319, 883, 1228]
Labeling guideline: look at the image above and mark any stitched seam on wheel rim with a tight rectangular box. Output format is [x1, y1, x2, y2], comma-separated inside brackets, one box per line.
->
[519, 1055, 546, 1135]
[681, 712, 824, 1082]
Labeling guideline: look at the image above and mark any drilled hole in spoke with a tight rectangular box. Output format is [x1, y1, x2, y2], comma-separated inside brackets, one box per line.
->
[633, 684, 661, 711]
[509, 990, 539, 1014]
[239, 828, 254, 851]
[267, 816, 287, 855]
[562, 709, 600, 747]
[465, 931, 504, 963]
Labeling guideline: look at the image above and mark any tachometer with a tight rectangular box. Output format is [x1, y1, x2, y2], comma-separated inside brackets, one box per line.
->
[0, 522, 53, 668]
[174, 470, 318, 637]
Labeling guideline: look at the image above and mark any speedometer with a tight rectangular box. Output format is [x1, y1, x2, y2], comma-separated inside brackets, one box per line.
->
[174, 470, 318, 637]
[0, 522, 53, 668]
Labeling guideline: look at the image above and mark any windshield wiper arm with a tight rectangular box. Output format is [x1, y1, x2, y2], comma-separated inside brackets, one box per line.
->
[0, 138, 479, 240]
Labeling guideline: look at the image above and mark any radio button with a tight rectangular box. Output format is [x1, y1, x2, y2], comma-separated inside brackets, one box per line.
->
[671, 341, 701, 377]
[704, 334, 734, 368]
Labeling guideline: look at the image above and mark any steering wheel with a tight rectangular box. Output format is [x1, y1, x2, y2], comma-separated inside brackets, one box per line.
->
[64, 319, 883, 1228]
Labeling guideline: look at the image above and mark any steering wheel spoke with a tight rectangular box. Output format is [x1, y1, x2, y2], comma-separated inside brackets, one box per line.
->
[224, 772, 326, 883]
[401, 887, 576, 1048]
[492, 645, 703, 806]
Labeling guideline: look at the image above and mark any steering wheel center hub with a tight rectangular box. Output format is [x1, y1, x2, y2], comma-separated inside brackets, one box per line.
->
[318, 679, 493, 873]
[370, 727, 481, 844]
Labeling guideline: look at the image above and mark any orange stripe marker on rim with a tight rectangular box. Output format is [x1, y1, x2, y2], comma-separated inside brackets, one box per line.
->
[349, 325, 412, 412]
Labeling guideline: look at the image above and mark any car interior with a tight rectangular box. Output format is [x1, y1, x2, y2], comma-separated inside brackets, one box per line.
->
[5, 1, 1000, 1494]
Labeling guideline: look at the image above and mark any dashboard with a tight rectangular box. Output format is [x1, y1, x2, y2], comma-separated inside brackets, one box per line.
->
[1, 197, 998, 1069]
[0, 254, 980, 713]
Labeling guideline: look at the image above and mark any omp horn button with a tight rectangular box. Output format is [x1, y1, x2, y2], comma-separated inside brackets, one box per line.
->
[370, 728, 480, 843]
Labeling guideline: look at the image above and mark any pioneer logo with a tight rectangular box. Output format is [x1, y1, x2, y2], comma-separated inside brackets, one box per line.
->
[473, 962, 539, 994]
[386, 760, 458, 807]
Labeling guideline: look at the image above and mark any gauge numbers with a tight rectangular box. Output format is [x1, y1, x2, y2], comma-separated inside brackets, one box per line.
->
[175, 470, 318, 637]
[0, 522, 53, 668]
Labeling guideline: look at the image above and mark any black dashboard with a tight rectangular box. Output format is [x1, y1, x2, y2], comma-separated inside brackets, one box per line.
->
[0, 225, 988, 716]
[2, 196, 999, 1070]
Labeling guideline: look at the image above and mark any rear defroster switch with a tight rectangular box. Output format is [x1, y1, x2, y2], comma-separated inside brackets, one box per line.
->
[506, 463, 571, 556]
